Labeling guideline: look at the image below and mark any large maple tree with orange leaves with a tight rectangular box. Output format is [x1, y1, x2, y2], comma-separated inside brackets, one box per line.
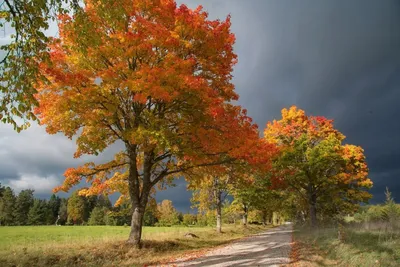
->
[264, 106, 372, 227]
[33, 0, 271, 246]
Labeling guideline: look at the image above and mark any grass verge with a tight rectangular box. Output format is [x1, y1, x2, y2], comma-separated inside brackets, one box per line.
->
[0, 224, 270, 267]
[290, 225, 400, 267]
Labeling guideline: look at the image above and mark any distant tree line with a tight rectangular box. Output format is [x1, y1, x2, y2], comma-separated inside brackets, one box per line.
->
[0, 183, 128, 226]
[0, 183, 285, 227]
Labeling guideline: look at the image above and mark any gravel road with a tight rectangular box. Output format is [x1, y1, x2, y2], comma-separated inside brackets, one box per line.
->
[168, 224, 293, 267]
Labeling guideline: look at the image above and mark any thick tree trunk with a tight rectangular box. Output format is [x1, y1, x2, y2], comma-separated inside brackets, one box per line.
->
[216, 189, 222, 233]
[309, 192, 317, 228]
[126, 146, 152, 248]
[127, 202, 145, 248]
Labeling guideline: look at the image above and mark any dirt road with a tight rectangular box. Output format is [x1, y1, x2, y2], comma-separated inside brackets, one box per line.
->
[170, 224, 293, 267]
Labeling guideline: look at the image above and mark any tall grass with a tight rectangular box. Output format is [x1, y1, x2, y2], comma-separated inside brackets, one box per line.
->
[292, 223, 400, 267]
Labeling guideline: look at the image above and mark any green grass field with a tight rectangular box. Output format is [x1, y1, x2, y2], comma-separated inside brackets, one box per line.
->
[0, 225, 203, 249]
[0, 225, 268, 267]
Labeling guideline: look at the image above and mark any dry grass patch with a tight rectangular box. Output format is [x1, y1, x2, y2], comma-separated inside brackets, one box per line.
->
[0, 225, 269, 266]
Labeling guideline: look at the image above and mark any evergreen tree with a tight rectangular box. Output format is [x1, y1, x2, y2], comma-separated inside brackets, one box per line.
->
[13, 189, 34, 225]
[382, 187, 400, 230]
[0, 183, 5, 198]
[58, 198, 68, 225]
[0, 187, 16, 225]
[85, 195, 98, 218]
[48, 194, 61, 224]
[96, 195, 112, 209]
[28, 199, 48, 225]
[143, 209, 158, 226]
[88, 206, 107, 225]
[108, 202, 131, 226]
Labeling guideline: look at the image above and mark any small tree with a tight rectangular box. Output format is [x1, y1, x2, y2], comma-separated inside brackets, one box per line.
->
[190, 174, 230, 233]
[182, 213, 197, 226]
[88, 206, 108, 225]
[67, 191, 87, 224]
[222, 200, 242, 224]
[382, 187, 400, 231]
[157, 200, 180, 226]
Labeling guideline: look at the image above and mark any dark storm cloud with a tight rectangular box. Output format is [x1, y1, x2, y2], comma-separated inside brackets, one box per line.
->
[180, 0, 400, 203]
[1, 0, 399, 207]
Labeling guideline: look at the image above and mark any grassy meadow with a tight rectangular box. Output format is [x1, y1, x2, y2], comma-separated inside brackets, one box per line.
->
[0, 224, 269, 267]
[290, 225, 400, 267]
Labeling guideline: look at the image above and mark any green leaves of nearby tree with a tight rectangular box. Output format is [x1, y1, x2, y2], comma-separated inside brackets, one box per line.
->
[0, 0, 80, 131]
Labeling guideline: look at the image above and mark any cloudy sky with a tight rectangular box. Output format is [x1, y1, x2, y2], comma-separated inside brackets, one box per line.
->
[1, 0, 399, 211]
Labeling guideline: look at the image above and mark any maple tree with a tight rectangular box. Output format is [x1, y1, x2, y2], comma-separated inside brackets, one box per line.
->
[34, 0, 265, 246]
[264, 106, 373, 227]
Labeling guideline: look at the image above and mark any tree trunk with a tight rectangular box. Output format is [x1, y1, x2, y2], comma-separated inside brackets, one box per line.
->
[262, 210, 267, 225]
[242, 205, 248, 227]
[127, 202, 145, 248]
[268, 211, 273, 224]
[309, 192, 317, 228]
[216, 189, 222, 233]
[126, 147, 152, 248]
